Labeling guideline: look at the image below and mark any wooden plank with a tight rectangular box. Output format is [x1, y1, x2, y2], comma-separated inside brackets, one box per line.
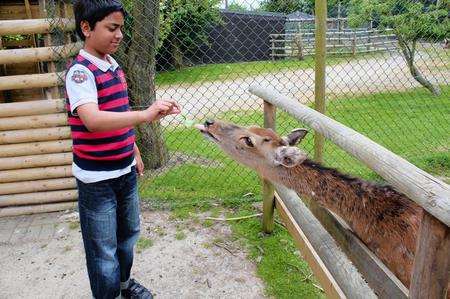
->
[0, 113, 67, 131]
[410, 212, 450, 299]
[0, 72, 63, 91]
[275, 183, 376, 298]
[0, 42, 83, 64]
[249, 85, 450, 227]
[0, 152, 72, 170]
[0, 189, 77, 207]
[0, 139, 72, 158]
[302, 197, 409, 298]
[0, 177, 76, 195]
[0, 165, 72, 183]
[0, 201, 77, 218]
[0, 99, 65, 118]
[0, 127, 71, 144]
[0, 18, 74, 35]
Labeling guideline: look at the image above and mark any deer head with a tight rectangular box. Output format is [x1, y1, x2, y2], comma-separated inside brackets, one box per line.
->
[195, 120, 309, 172]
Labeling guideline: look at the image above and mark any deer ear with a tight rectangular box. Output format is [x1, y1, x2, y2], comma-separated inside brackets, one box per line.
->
[284, 128, 308, 146]
[274, 146, 308, 168]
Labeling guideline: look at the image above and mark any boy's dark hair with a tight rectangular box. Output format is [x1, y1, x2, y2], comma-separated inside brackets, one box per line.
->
[73, 0, 127, 41]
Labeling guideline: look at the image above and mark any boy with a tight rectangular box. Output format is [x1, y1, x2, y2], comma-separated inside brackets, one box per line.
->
[66, 1, 180, 298]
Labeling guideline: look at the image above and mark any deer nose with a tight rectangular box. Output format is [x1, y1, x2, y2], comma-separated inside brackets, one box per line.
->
[205, 120, 214, 127]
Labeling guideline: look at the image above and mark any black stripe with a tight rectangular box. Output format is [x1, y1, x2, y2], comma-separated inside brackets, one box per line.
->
[98, 90, 129, 104]
[103, 104, 129, 112]
[77, 143, 134, 158]
[73, 153, 134, 171]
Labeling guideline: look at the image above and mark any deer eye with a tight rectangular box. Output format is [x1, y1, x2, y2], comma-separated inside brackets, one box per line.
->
[240, 136, 254, 147]
[263, 138, 271, 142]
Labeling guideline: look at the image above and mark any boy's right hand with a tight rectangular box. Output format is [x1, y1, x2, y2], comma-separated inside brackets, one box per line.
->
[142, 99, 181, 122]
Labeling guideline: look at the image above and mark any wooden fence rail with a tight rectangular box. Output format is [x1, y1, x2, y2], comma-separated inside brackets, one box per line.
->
[249, 84, 449, 299]
[0, 18, 74, 35]
[270, 29, 397, 59]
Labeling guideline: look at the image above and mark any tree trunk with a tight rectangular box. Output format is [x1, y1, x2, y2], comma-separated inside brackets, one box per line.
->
[398, 38, 441, 96]
[172, 35, 184, 70]
[127, 0, 168, 169]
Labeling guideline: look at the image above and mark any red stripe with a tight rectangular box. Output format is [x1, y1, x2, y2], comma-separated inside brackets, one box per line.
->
[96, 73, 114, 84]
[98, 83, 125, 97]
[74, 136, 135, 152]
[71, 127, 131, 139]
[73, 148, 134, 161]
[99, 97, 128, 110]
[68, 117, 84, 125]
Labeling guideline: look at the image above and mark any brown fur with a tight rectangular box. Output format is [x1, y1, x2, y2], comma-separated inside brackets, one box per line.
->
[197, 120, 437, 291]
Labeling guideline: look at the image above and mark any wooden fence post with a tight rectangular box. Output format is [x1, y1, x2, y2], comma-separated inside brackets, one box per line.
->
[410, 212, 450, 299]
[314, 0, 327, 164]
[262, 101, 276, 233]
[352, 31, 357, 56]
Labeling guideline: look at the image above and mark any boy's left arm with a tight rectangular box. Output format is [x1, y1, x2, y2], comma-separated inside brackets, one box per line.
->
[134, 143, 144, 176]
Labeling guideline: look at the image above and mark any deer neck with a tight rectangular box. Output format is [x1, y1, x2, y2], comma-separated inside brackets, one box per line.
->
[261, 159, 381, 231]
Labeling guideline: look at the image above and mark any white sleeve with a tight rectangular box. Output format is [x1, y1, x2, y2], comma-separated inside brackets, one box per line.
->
[65, 64, 98, 114]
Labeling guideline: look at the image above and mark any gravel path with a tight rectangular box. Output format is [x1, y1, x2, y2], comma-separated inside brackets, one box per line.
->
[158, 51, 448, 124]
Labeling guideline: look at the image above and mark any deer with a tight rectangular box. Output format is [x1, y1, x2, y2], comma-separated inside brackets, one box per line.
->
[195, 119, 432, 292]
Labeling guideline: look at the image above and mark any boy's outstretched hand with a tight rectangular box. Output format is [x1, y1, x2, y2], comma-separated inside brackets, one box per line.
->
[143, 99, 181, 122]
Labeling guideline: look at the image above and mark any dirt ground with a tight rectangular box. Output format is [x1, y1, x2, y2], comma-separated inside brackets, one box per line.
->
[0, 209, 266, 299]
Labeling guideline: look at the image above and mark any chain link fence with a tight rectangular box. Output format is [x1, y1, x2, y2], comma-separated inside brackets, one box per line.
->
[48, 0, 449, 206]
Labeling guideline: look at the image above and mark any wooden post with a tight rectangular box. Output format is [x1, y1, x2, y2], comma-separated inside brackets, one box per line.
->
[39, 0, 61, 100]
[314, 0, 327, 164]
[410, 212, 450, 299]
[271, 38, 275, 61]
[352, 31, 357, 56]
[262, 101, 276, 233]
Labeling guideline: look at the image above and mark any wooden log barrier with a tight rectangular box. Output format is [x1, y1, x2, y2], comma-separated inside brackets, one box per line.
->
[0, 152, 72, 171]
[0, 140, 72, 158]
[0, 18, 75, 35]
[0, 165, 72, 183]
[0, 127, 71, 144]
[275, 183, 376, 299]
[0, 178, 76, 195]
[250, 85, 450, 298]
[0, 202, 77, 218]
[0, 72, 64, 91]
[0, 113, 68, 131]
[0, 42, 83, 65]
[0, 99, 65, 118]
[0, 189, 77, 207]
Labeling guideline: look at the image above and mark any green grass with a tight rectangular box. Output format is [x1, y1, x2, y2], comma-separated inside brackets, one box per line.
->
[155, 53, 374, 86]
[140, 85, 449, 298]
[136, 237, 154, 253]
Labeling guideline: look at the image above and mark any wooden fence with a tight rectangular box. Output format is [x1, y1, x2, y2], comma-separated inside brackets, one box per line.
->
[0, 1, 79, 217]
[270, 29, 397, 60]
[250, 84, 449, 299]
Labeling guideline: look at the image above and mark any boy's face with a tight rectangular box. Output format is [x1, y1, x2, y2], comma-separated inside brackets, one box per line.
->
[82, 11, 124, 57]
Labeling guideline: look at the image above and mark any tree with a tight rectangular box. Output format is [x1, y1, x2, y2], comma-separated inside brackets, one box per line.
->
[260, 0, 310, 14]
[227, 2, 247, 12]
[160, 0, 222, 69]
[348, 0, 448, 95]
[118, 0, 169, 169]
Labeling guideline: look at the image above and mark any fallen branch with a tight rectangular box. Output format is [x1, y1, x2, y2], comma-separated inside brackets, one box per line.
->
[204, 213, 262, 221]
[213, 242, 236, 256]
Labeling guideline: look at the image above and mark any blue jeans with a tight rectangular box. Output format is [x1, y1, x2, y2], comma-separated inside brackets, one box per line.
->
[77, 168, 140, 299]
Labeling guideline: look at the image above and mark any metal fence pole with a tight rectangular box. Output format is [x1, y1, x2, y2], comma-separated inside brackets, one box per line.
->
[314, 0, 327, 163]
